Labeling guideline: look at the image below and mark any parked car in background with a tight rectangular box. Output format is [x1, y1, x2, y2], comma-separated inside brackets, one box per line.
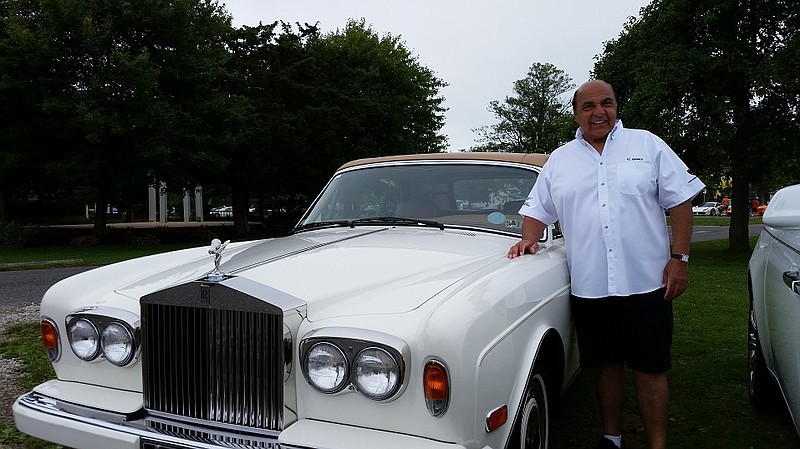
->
[14, 152, 579, 449]
[209, 205, 233, 217]
[692, 201, 726, 216]
[748, 183, 800, 437]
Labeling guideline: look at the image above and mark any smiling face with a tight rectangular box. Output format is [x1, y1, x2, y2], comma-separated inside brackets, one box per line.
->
[573, 80, 618, 151]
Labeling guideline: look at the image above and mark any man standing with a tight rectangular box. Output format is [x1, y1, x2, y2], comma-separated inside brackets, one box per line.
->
[508, 80, 704, 449]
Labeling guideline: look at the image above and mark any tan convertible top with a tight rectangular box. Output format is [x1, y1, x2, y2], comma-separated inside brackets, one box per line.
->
[337, 152, 549, 171]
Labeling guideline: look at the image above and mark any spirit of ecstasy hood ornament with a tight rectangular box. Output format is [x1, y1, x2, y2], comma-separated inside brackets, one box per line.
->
[207, 238, 230, 282]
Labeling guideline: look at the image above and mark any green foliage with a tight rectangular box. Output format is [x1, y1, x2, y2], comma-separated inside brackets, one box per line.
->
[472, 62, 575, 153]
[0, 223, 43, 250]
[593, 0, 800, 250]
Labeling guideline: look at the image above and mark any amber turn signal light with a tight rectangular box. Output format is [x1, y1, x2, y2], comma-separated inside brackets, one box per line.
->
[424, 360, 449, 416]
[486, 404, 508, 433]
[41, 319, 61, 362]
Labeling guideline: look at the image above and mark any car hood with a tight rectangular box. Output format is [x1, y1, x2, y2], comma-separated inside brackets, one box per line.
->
[115, 227, 511, 321]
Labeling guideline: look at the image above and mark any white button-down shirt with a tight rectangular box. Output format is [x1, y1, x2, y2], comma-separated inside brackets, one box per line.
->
[519, 121, 705, 298]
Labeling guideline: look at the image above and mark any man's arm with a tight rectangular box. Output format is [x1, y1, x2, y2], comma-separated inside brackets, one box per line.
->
[663, 200, 693, 299]
[507, 216, 548, 258]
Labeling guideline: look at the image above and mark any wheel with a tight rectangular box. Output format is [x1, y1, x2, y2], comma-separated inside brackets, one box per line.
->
[516, 369, 550, 449]
[749, 298, 780, 407]
[711, 209, 717, 216]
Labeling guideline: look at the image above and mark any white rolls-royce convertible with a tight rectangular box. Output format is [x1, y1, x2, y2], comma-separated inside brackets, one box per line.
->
[14, 152, 578, 449]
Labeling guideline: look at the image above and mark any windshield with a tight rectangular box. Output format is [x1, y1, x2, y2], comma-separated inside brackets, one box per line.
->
[296, 162, 538, 235]
[700, 202, 717, 207]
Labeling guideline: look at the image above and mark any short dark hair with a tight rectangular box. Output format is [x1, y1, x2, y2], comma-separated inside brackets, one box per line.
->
[571, 80, 618, 112]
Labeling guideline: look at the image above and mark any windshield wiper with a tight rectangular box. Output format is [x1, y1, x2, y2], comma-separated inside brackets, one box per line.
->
[293, 220, 352, 232]
[350, 216, 445, 230]
[294, 216, 445, 233]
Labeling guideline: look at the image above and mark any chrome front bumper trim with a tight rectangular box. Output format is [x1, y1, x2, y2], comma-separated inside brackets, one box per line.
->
[16, 391, 289, 449]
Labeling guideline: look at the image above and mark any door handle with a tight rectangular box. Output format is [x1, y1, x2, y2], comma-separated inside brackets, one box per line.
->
[784, 271, 800, 295]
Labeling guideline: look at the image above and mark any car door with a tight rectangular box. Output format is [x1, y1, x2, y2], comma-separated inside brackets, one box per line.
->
[764, 228, 800, 428]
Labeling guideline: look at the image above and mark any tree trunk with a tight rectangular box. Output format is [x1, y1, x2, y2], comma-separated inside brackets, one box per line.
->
[93, 202, 108, 239]
[232, 186, 251, 235]
[728, 168, 751, 252]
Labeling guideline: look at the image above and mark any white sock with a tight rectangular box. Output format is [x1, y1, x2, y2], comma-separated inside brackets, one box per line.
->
[603, 434, 622, 448]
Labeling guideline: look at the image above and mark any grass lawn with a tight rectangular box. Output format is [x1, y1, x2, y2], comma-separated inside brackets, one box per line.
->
[0, 243, 198, 271]
[1, 230, 797, 448]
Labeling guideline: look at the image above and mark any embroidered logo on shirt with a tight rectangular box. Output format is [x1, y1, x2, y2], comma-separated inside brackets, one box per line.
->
[626, 157, 644, 161]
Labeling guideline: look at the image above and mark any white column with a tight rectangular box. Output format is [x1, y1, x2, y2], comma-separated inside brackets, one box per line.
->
[159, 181, 168, 223]
[195, 186, 204, 222]
[148, 185, 157, 222]
[183, 190, 191, 222]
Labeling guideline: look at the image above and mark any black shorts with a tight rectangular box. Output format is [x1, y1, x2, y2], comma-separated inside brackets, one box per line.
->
[570, 288, 673, 373]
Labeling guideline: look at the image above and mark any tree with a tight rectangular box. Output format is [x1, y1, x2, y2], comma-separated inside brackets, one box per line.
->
[1, 7, 449, 234]
[593, 0, 800, 251]
[0, 0, 236, 235]
[224, 18, 449, 227]
[472, 62, 575, 153]
[300, 19, 449, 183]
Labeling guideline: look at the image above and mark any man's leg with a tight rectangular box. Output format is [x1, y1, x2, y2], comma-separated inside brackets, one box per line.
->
[633, 370, 669, 449]
[596, 362, 626, 437]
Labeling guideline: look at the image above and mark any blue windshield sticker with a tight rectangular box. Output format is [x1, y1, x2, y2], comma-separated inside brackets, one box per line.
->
[487, 212, 505, 224]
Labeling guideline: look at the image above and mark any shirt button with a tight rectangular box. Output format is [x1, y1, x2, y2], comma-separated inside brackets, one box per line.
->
[602, 204, 606, 207]
[601, 182, 605, 186]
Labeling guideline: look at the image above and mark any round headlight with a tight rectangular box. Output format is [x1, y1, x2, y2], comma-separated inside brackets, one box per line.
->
[68, 318, 99, 361]
[305, 342, 348, 393]
[353, 347, 400, 400]
[101, 322, 135, 366]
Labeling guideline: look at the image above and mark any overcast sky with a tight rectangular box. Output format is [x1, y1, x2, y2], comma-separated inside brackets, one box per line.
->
[223, 0, 652, 151]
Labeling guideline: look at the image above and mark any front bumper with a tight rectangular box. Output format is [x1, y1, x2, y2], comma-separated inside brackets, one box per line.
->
[14, 391, 467, 449]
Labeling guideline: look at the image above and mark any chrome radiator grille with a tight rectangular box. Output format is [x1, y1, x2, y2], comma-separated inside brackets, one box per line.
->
[141, 282, 285, 432]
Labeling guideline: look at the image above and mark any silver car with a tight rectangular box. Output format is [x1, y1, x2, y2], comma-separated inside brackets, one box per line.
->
[748, 183, 800, 436]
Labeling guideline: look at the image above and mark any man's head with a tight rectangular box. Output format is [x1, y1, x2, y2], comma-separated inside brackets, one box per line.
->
[572, 80, 618, 145]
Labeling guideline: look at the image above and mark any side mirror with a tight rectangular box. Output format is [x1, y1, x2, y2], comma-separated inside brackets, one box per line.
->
[763, 184, 800, 229]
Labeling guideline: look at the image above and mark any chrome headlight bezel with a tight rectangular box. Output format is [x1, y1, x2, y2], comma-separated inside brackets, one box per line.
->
[65, 307, 140, 367]
[300, 327, 410, 402]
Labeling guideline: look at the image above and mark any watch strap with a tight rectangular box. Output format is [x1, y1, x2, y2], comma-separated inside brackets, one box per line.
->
[671, 253, 689, 263]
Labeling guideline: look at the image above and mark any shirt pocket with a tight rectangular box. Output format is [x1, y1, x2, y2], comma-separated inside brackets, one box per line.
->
[616, 162, 654, 196]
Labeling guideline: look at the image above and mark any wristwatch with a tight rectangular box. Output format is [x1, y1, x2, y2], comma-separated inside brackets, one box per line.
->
[671, 253, 690, 263]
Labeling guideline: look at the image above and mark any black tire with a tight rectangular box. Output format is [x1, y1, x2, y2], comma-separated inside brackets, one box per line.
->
[749, 298, 781, 408]
[511, 366, 551, 449]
